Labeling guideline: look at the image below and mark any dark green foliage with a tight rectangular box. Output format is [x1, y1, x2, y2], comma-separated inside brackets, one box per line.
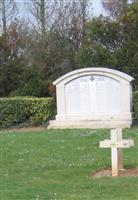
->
[75, 3, 138, 89]
[116, 3, 138, 89]
[0, 97, 56, 129]
[9, 69, 50, 97]
[0, 3, 138, 97]
[75, 17, 118, 68]
[134, 91, 138, 120]
[30, 97, 56, 125]
[0, 37, 27, 97]
[0, 97, 31, 128]
[0, 23, 29, 97]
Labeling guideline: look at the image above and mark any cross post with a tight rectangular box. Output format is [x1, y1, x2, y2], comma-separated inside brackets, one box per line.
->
[100, 128, 134, 176]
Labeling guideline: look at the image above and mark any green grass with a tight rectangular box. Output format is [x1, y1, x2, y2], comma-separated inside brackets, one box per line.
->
[0, 128, 138, 200]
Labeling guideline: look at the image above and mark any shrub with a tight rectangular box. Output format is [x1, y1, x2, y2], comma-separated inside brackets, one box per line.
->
[0, 97, 56, 129]
[133, 91, 138, 121]
[30, 98, 56, 125]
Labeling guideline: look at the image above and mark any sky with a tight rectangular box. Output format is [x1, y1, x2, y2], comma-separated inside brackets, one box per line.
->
[92, 0, 106, 16]
[0, 0, 105, 34]
[15, 0, 106, 18]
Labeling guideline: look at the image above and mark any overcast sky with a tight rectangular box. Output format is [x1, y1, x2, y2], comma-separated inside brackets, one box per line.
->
[15, 0, 106, 18]
[92, 0, 106, 16]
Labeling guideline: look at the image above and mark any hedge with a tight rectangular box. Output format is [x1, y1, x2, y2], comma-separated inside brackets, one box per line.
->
[0, 93, 137, 129]
[134, 91, 138, 121]
[0, 97, 56, 129]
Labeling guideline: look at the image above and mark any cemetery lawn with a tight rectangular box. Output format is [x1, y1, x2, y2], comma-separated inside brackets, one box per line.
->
[0, 128, 138, 200]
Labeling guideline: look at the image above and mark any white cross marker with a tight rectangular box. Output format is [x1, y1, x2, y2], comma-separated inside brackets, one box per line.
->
[100, 128, 134, 176]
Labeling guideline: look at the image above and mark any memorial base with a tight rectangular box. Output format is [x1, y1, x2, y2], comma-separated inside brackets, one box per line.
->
[48, 120, 131, 129]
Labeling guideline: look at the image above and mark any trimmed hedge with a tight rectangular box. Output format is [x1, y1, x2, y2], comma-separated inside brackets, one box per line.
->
[0, 92, 137, 129]
[0, 97, 56, 129]
[134, 91, 138, 121]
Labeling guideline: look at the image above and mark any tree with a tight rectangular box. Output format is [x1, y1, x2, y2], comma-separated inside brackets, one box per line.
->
[116, 2, 138, 89]
[0, 0, 17, 34]
[75, 16, 118, 68]
[75, 2, 138, 89]
[26, 0, 91, 81]
[54, 0, 90, 48]
[102, 0, 128, 19]
[28, 0, 57, 36]
[0, 20, 29, 96]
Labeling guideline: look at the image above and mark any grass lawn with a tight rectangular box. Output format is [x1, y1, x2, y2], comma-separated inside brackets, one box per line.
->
[0, 128, 138, 200]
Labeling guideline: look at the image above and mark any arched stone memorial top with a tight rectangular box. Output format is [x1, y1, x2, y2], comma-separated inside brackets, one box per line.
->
[54, 68, 134, 86]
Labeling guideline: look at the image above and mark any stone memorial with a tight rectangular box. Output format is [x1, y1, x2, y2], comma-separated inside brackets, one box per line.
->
[48, 68, 134, 129]
[48, 67, 134, 176]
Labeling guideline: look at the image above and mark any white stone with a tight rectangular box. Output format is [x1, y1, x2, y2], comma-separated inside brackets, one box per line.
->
[100, 128, 134, 176]
[100, 139, 134, 148]
[48, 68, 134, 129]
[65, 75, 121, 114]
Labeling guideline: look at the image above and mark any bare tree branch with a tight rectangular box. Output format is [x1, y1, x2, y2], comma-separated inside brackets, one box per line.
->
[102, 0, 128, 19]
[0, 0, 17, 34]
